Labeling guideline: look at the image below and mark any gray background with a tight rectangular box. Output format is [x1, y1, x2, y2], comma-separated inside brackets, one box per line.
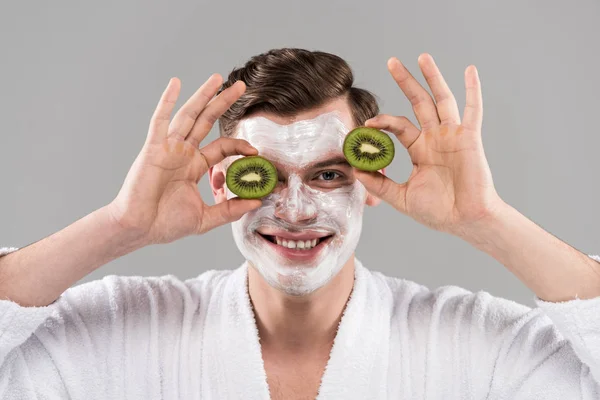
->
[1, 1, 598, 308]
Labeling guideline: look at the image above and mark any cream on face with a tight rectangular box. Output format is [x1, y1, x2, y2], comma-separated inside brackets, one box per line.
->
[225, 111, 367, 296]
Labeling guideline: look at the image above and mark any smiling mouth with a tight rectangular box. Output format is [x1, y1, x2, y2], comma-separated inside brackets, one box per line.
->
[256, 233, 334, 251]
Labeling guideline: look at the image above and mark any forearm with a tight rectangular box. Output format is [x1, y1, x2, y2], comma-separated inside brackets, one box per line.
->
[461, 201, 600, 302]
[0, 205, 147, 307]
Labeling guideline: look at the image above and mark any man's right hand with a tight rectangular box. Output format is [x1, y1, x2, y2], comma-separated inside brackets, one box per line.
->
[0, 74, 260, 307]
[107, 74, 261, 245]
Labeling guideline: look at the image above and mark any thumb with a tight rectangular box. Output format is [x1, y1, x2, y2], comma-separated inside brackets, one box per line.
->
[198, 198, 262, 234]
[354, 169, 408, 214]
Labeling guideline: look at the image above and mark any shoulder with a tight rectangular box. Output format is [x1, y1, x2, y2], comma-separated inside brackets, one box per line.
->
[369, 268, 537, 331]
[42, 268, 237, 331]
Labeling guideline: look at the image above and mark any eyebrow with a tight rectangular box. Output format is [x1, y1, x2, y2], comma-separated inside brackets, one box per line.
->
[309, 156, 351, 170]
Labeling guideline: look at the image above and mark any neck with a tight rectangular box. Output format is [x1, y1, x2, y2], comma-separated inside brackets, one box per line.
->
[247, 257, 356, 354]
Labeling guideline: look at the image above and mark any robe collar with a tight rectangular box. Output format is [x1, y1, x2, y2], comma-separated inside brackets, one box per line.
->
[201, 259, 393, 399]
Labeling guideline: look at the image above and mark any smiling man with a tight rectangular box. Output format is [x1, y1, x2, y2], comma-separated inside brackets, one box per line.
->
[1, 48, 600, 399]
[219, 107, 369, 295]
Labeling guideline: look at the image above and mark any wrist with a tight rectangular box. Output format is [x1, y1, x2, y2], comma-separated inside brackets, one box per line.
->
[456, 199, 516, 251]
[99, 204, 151, 254]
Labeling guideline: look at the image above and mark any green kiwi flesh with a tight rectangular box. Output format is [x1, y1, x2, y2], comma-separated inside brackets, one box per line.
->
[343, 127, 395, 171]
[226, 156, 277, 199]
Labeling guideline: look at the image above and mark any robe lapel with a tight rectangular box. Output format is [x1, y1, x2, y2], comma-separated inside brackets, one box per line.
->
[201, 264, 270, 399]
[316, 260, 393, 399]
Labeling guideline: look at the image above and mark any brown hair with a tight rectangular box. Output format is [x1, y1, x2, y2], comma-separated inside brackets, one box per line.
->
[218, 48, 379, 137]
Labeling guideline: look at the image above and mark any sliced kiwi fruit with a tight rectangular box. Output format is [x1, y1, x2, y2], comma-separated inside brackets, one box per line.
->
[226, 156, 277, 199]
[343, 127, 395, 171]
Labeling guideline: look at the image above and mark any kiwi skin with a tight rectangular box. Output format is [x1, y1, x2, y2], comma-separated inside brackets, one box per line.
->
[343, 127, 395, 172]
[226, 156, 277, 199]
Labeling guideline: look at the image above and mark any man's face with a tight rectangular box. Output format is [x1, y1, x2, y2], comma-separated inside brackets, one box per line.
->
[212, 99, 377, 295]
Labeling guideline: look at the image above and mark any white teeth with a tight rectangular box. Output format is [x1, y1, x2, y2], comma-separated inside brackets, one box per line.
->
[272, 236, 325, 250]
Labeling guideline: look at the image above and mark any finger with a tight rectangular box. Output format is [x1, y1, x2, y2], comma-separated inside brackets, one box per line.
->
[147, 78, 181, 145]
[354, 169, 408, 214]
[167, 73, 223, 141]
[186, 80, 247, 148]
[462, 65, 483, 132]
[198, 197, 262, 233]
[388, 57, 440, 130]
[365, 115, 421, 150]
[196, 137, 258, 175]
[417, 53, 461, 125]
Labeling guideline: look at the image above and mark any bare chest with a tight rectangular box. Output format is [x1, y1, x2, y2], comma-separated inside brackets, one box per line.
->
[263, 354, 329, 400]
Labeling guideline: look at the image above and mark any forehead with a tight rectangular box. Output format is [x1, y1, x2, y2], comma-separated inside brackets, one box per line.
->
[235, 111, 350, 167]
[245, 96, 355, 127]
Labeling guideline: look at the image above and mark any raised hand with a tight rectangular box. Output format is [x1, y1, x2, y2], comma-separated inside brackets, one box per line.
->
[107, 75, 261, 245]
[354, 54, 505, 237]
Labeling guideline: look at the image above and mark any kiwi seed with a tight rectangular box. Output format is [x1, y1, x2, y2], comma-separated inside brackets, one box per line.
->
[343, 127, 395, 171]
[225, 156, 277, 199]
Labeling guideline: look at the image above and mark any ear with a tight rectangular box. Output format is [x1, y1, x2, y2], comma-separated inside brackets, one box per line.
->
[209, 164, 228, 204]
[364, 167, 385, 207]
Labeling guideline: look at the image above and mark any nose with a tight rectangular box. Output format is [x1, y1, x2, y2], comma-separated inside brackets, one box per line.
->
[274, 174, 318, 224]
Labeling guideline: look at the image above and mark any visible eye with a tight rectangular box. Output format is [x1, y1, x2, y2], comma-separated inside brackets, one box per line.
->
[318, 171, 340, 181]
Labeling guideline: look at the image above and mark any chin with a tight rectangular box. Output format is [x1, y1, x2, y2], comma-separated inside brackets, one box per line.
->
[271, 266, 334, 296]
[258, 252, 347, 297]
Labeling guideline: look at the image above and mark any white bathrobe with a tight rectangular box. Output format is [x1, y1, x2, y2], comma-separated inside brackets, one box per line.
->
[1, 245, 599, 399]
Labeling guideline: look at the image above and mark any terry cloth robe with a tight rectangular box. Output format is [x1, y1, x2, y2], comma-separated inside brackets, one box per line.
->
[1, 245, 600, 399]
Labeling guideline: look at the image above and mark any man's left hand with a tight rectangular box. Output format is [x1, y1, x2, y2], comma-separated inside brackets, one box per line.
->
[354, 53, 507, 238]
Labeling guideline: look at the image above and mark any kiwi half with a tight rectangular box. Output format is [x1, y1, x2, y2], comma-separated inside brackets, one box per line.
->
[343, 127, 395, 171]
[226, 156, 277, 199]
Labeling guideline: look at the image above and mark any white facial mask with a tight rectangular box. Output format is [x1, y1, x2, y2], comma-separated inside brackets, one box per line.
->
[225, 111, 367, 296]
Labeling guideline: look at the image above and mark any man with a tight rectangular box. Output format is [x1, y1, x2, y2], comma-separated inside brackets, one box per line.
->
[0, 48, 598, 399]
